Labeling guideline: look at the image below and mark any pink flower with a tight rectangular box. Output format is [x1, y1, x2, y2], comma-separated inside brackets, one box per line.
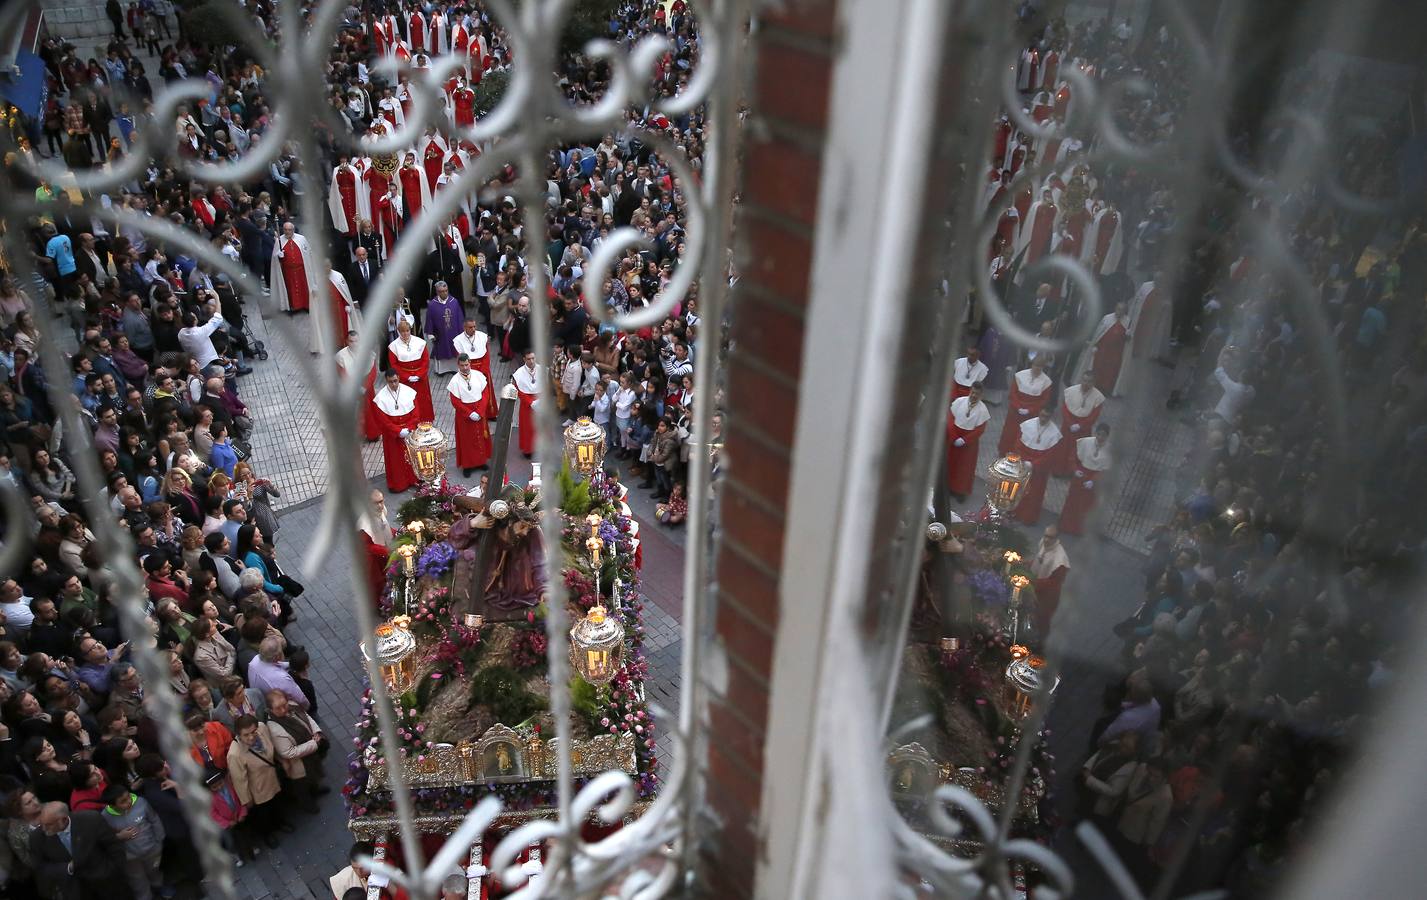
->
[634, 725, 643, 734]
[416, 724, 426, 733]
[600, 718, 610, 727]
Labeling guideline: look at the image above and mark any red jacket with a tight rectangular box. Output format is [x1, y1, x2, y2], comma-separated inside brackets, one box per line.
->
[189, 721, 234, 770]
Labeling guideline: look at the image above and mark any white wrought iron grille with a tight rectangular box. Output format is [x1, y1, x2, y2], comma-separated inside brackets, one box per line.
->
[0, 0, 747, 897]
[2, 0, 1424, 897]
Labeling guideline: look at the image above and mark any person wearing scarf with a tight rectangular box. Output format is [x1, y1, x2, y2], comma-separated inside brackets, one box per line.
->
[264, 690, 327, 813]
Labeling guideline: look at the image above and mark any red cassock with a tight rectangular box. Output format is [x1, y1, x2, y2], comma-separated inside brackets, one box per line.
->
[388, 337, 435, 421]
[365, 168, 392, 228]
[1054, 83, 1072, 119]
[992, 118, 1012, 166]
[422, 143, 445, 191]
[454, 331, 497, 413]
[1055, 386, 1104, 475]
[1059, 436, 1111, 535]
[945, 396, 990, 497]
[334, 167, 360, 237]
[1013, 186, 1033, 225]
[398, 165, 426, 218]
[994, 209, 1020, 257]
[997, 370, 1053, 454]
[512, 365, 542, 456]
[361, 366, 380, 440]
[1018, 200, 1056, 265]
[1013, 419, 1062, 525]
[1008, 143, 1028, 177]
[359, 531, 390, 608]
[408, 11, 426, 50]
[453, 88, 476, 128]
[375, 194, 400, 252]
[325, 279, 351, 351]
[1090, 317, 1128, 394]
[374, 384, 420, 492]
[448, 370, 493, 468]
[278, 237, 310, 312]
[1031, 559, 1069, 635]
[1041, 50, 1060, 90]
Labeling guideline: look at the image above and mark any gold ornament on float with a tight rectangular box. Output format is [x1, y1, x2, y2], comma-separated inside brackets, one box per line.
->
[569, 605, 625, 685]
[405, 422, 448, 483]
[563, 416, 607, 475]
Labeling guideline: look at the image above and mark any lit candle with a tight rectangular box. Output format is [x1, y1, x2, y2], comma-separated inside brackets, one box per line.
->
[397, 544, 417, 576]
[587, 535, 603, 564]
[408, 519, 426, 544]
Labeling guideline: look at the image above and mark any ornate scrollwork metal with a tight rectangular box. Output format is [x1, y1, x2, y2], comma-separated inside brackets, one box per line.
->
[0, 0, 744, 895]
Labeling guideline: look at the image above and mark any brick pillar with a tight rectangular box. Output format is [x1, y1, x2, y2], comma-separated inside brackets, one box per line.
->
[696, 3, 839, 897]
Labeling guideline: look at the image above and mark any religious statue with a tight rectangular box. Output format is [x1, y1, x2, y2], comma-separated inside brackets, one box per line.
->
[496, 745, 512, 774]
[449, 484, 547, 621]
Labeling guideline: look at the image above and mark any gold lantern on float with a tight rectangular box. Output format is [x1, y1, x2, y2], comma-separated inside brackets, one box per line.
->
[405, 422, 448, 483]
[362, 620, 418, 693]
[569, 605, 625, 684]
[1004, 653, 1059, 719]
[563, 416, 607, 475]
[986, 453, 1034, 518]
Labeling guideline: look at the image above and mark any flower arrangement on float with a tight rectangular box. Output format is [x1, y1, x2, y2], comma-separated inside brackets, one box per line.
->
[344, 468, 659, 824]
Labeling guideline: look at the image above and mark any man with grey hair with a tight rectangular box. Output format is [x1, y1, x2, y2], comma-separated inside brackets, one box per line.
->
[247, 634, 309, 710]
[440, 871, 470, 899]
[426, 279, 463, 375]
[31, 801, 129, 897]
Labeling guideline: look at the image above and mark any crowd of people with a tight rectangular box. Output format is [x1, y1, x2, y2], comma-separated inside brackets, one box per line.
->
[948, 11, 1425, 896]
[0, 0, 707, 895]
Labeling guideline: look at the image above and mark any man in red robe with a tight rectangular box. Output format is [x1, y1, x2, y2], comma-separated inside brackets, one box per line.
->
[373, 370, 420, 493]
[336, 330, 380, 441]
[1016, 189, 1057, 266]
[1083, 203, 1123, 275]
[397, 151, 432, 221]
[1030, 526, 1070, 636]
[329, 157, 364, 238]
[1059, 423, 1111, 536]
[1055, 370, 1104, 475]
[946, 384, 990, 501]
[453, 318, 495, 410]
[1012, 407, 1063, 525]
[407, 9, 426, 51]
[421, 131, 446, 193]
[269, 221, 312, 313]
[387, 320, 434, 421]
[375, 184, 402, 254]
[1085, 301, 1131, 395]
[950, 347, 988, 401]
[997, 358, 1053, 454]
[511, 350, 541, 458]
[451, 81, 476, 128]
[364, 161, 392, 228]
[358, 489, 394, 608]
[448, 354, 493, 476]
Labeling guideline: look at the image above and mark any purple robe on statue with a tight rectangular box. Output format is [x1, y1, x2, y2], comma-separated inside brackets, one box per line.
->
[426, 295, 464, 360]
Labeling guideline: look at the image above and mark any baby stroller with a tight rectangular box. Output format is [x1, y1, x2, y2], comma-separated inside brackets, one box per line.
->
[215, 279, 268, 361]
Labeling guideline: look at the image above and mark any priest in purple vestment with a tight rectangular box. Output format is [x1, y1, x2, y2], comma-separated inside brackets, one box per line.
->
[424, 280, 465, 375]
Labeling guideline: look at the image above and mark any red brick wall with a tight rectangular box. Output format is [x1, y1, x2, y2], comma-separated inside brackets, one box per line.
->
[698, 2, 840, 896]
